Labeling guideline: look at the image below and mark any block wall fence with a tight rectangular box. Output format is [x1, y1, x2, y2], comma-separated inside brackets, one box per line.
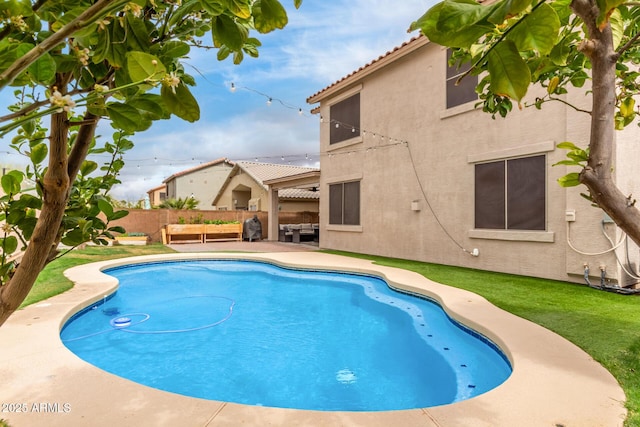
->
[109, 209, 320, 243]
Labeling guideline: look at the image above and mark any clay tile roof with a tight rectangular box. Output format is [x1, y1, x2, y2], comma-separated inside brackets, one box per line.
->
[236, 161, 319, 189]
[307, 35, 427, 103]
[278, 188, 320, 200]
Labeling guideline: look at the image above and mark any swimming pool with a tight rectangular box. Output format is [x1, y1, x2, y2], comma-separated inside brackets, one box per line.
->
[61, 259, 511, 411]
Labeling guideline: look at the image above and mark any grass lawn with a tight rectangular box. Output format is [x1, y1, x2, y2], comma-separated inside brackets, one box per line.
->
[18, 245, 639, 426]
[325, 250, 639, 427]
[20, 244, 176, 308]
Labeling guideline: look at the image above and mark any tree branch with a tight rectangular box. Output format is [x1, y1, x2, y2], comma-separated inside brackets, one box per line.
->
[615, 30, 640, 57]
[0, 0, 129, 89]
[533, 95, 593, 115]
[67, 112, 99, 184]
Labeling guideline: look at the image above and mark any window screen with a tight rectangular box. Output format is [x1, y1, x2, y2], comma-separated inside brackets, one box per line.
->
[329, 181, 360, 225]
[330, 93, 360, 144]
[475, 155, 546, 231]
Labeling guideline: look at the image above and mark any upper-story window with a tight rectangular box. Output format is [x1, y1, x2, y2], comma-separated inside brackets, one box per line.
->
[474, 155, 546, 231]
[446, 49, 478, 109]
[330, 93, 360, 144]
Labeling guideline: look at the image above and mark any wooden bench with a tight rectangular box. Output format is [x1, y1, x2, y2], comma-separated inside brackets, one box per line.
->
[162, 223, 243, 244]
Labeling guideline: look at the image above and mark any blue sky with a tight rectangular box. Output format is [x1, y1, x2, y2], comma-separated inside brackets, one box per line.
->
[0, 0, 435, 201]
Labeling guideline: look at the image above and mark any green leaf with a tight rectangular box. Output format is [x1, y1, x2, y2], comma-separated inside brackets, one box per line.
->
[18, 217, 37, 240]
[29, 143, 48, 164]
[108, 226, 126, 234]
[106, 102, 149, 132]
[507, 3, 560, 55]
[253, 0, 288, 33]
[293, 0, 302, 8]
[110, 210, 129, 221]
[161, 83, 200, 122]
[15, 194, 41, 210]
[61, 228, 85, 247]
[160, 41, 191, 59]
[129, 94, 169, 120]
[553, 159, 582, 166]
[549, 36, 573, 66]
[1, 236, 18, 254]
[201, 0, 227, 15]
[27, 52, 56, 84]
[558, 172, 581, 187]
[126, 51, 165, 85]
[106, 22, 127, 68]
[410, 2, 493, 49]
[609, 9, 623, 49]
[97, 198, 114, 218]
[228, 0, 252, 19]
[80, 160, 98, 176]
[436, 0, 492, 33]
[596, 0, 626, 29]
[557, 141, 581, 150]
[125, 12, 150, 52]
[488, 0, 533, 24]
[1, 170, 23, 195]
[487, 40, 531, 102]
[92, 26, 111, 64]
[212, 15, 248, 51]
[620, 97, 635, 118]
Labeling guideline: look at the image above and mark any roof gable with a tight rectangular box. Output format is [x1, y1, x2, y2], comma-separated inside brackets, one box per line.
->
[162, 158, 235, 183]
[213, 161, 320, 205]
[236, 161, 319, 189]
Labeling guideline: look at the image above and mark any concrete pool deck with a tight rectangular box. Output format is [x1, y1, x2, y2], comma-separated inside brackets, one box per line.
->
[0, 250, 626, 427]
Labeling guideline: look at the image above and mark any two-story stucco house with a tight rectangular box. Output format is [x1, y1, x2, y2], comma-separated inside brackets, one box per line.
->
[307, 35, 640, 287]
[162, 158, 235, 209]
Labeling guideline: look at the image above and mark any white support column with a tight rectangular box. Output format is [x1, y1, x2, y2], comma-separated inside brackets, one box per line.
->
[267, 187, 279, 241]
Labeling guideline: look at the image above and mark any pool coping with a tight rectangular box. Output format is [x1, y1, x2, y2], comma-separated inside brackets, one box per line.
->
[0, 252, 627, 427]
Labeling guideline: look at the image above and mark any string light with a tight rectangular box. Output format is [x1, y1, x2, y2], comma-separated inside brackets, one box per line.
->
[229, 82, 309, 116]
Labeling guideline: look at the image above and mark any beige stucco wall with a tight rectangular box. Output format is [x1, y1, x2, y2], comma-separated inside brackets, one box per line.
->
[215, 171, 267, 211]
[279, 200, 319, 213]
[315, 41, 633, 285]
[168, 163, 233, 209]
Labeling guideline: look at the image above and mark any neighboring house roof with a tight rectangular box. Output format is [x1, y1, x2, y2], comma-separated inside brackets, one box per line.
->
[146, 184, 166, 194]
[236, 161, 318, 188]
[162, 157, 235, 183]
[307, 35, 429, 104]
[279, 187, 319, 199]
[213, 161, 320, 205]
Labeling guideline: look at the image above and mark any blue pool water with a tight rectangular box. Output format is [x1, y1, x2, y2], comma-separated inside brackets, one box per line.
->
[61, 260, 511, 411]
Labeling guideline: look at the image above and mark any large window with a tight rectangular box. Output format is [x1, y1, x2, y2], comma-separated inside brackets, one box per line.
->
[475, 155, 546, 230]
[330, 93, 360, 144]
[446, 49, 478, 109]
[329, 181, 360, 225]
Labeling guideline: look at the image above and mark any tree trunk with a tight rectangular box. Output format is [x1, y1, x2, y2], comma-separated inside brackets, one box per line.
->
[0, 110, 70, 326]
[572, 0, 640, 247]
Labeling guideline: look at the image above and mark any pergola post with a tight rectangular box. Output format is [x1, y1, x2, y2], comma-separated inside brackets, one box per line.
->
[267, 187, 279, 241]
